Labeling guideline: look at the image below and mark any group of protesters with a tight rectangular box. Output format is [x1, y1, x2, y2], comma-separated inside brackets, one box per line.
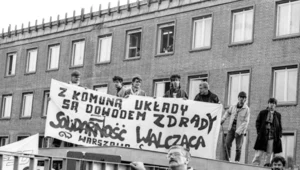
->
[69, 71, 286, 170]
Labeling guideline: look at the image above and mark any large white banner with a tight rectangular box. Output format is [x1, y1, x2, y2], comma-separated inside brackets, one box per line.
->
[45, 79, 222, 159]
[0, 134, 38, 170]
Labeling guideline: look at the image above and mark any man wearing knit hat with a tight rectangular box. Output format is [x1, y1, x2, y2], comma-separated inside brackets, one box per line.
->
[221, 91, 250, 162]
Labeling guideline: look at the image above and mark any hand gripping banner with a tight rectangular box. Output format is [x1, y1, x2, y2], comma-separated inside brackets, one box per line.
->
[45, 79, 223, 159]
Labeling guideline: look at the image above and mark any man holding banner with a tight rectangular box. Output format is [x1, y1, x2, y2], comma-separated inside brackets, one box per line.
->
[164, 74, 188, 99]
[130, 145, 192, 170]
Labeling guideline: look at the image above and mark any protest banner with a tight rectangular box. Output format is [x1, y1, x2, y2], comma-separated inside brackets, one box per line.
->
[45, 79, 222, 159]
[0, 134, 38, 170]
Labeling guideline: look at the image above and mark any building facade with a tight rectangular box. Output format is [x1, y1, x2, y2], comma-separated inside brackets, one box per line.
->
[0, 0, 299, 166]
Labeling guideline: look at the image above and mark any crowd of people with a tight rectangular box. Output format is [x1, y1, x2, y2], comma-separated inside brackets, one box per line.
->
[68, 71, 285, 169]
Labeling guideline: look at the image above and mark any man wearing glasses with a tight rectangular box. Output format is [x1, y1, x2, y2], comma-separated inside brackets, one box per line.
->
[130, 145, 192, 170]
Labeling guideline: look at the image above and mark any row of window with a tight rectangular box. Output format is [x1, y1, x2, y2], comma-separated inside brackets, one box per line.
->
[1, 65, 298, 119]
[4, 0, 300, 77]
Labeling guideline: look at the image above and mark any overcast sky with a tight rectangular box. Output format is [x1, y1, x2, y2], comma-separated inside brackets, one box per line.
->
[0, 0, 135, 31]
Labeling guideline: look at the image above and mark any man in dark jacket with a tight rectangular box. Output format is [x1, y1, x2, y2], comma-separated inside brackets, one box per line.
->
[163, 74, 188, 99]
[252, 98, 282, 166]
[112, 76, 127, 98]
[194, 82, 219, 103]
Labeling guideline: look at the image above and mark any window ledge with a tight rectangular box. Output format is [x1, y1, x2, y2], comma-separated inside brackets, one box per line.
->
[96, 61, 111, 65]
[46, 68, 59, 72]
[4, 75, 16, 78]
[276, 102, 297, 107]
[0, 118, 11, 120]
[189, 47, 211, 53]
[124, 57, 141, 61]
[24, 72, 36, 75]
[20, 116, 32, 119]
[69, 65, 84, 69]
[273, 34, 300, 41]
[228, 41, 253, 47]
[155, 52, 174, 57]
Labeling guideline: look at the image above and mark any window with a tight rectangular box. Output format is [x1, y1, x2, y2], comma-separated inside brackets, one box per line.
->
[188, 75, 208, 100]
[1, 95, 12, 118]
[276, 1, 300, 37]
[192, 15, 212, 49]
[21, 93, 33, 118]
[273, 66, 298, 104]
[39, 136, 50, 148]
[94, 85, 108, 94]
[71, 40, 85, 66]
[126, 30, 142, 58]
[42, 91, 50, 117]
[17, 136, 29, 141]
[97, 35, 112, 63]
[47, 44, 60, 70]
[154, 80, 171, 97]
[6, 53, 16, 76]
[157, 23, 174, 54]
[0, 136, 9, 146]
[281, 132, 296, 169]
[227, 71, 250, 106]
[26, 49, 37, 73]
[231, 7, 254, 43]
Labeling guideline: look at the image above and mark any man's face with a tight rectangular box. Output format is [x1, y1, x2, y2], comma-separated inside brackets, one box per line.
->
[171, 78, 180, 89]
[272, 161, 284, 170]
[71, 75, 80, 84]
[268, 102, 276, 111]
[167, 148, 189, 168]
[132, 79, 141, 88]
[238, 96, 246, 105]
[114, 80, 122, 89]
[199, 84, 208, 95]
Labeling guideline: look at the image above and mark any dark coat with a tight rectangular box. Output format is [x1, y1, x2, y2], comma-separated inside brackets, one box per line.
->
[254, 109, 282, 154]
[194, 90, 219, 103]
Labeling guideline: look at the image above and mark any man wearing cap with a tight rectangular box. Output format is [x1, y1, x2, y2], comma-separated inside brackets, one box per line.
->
[69, 71, 81, 86]
[164, 74, 188, 99]
[252, 98, 282, 167]
[194, 81, 219, 103]
[221, 91, 250, 162]
[112, 76, 127, 98]
[124, 75, 146, 97]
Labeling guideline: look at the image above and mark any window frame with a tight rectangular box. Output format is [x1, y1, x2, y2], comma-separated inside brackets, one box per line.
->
[229, 6, 255, 46]
[190, 14, 213, 52]
[281, 130, 297, 168]
[25, 48, 38, 74]
[96, 34, 113, 64]
[93, 84, 109, 94]
[70, 39, 86, 68]
[153, 78, 171, 97]
[187, 74, 208, 100]
[274, 0, 300, 39]
[271, 65, 298, 106]
[41, 90, 50, 118]
[156, 22, 176, 56]
[0, 94, 13, 120]
[20, 92, 34, 119]
[125, 28, 142, 60]
[0, 136, 9, 146]
[47, 43, 61, 71]
[225, 70, 251, 107]
[17, 135, 30, 141]
[5, 52, 17, 77]
[39, 135, 51, 148]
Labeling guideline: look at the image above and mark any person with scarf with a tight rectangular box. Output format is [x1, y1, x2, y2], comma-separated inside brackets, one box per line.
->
[163, 74, 188, 99]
